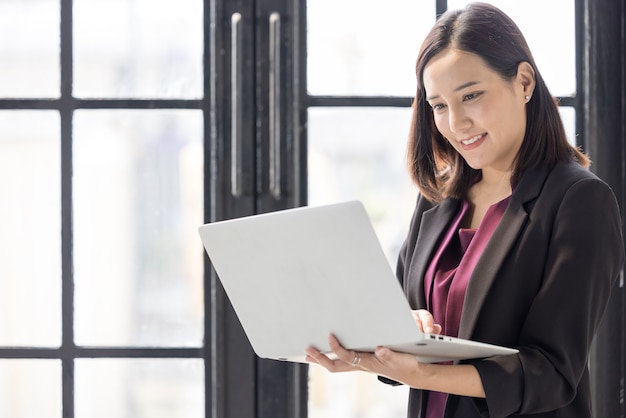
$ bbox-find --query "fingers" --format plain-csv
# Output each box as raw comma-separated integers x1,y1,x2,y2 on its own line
306,312,442,376
304,335,364,372
349,351,361,367
307,335,423,385
412,309,442,334
328,334,363,368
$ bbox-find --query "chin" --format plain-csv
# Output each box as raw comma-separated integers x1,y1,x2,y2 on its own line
463,160,484,170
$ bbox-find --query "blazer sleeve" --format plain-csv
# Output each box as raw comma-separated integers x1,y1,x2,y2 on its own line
474,177,625,417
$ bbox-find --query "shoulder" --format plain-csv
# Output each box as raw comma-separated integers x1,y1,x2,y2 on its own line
547,159,601,184
399,193,458,254
514,159,620,223
546,160,617,200
536,161,621,227
409,193,459,226
532,159,615,201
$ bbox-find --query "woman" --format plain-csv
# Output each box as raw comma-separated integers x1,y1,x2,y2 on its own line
305,3,625,417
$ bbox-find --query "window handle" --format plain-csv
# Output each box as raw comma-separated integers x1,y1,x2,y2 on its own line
230,12,244,197
269,12,282,199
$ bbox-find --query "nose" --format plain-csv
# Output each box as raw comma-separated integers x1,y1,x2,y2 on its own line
448,105,471,133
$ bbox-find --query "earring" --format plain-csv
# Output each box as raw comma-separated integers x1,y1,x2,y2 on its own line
525,95,531,101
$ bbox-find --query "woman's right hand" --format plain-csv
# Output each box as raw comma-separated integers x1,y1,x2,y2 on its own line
412,309,442,334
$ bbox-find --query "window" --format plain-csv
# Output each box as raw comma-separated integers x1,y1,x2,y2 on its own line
1,0,205,416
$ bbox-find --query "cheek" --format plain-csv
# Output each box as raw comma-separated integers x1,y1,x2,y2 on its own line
433,113,449,135
432,115,459,149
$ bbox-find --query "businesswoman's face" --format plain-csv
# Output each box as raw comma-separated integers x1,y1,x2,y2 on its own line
422,48,534,174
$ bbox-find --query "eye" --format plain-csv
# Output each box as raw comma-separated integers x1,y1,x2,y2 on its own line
463,92,482,101
430,103,446,112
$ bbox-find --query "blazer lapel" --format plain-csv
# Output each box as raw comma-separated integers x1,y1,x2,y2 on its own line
458,166,550,339
408,198,460,308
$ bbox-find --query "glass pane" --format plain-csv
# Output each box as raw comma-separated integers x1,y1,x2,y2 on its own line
75,358,204,418
559,106,576,146
308,108,415,417
73,110,204,347
0,360,62,418
0,111,61,347
309,368,409,418
448,0,575,97
74,0,203,98
308,108,416,262
307,1,436,96
0,0,59,97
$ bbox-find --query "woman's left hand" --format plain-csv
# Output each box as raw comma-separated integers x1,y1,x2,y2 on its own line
304,334,423,383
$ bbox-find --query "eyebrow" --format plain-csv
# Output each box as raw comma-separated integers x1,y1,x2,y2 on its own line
426,80,480,101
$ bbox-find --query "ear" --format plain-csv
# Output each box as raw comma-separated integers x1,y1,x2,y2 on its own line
516,61,536,101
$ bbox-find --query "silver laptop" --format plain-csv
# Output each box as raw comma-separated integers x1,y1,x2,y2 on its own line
198,201,518,363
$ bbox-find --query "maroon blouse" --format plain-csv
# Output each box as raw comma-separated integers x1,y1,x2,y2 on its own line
423,196,511,418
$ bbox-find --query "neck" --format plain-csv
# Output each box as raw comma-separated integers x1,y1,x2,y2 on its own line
467,169,513,206
480,168,513,187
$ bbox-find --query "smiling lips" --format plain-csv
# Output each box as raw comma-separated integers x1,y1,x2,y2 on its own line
462,133,486,145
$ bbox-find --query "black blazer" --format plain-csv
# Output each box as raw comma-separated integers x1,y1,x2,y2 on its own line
395,160,625,417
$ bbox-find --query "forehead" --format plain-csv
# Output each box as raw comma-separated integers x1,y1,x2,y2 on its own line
422,49,496,96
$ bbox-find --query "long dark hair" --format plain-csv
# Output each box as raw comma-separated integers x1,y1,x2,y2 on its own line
408,2,589,202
